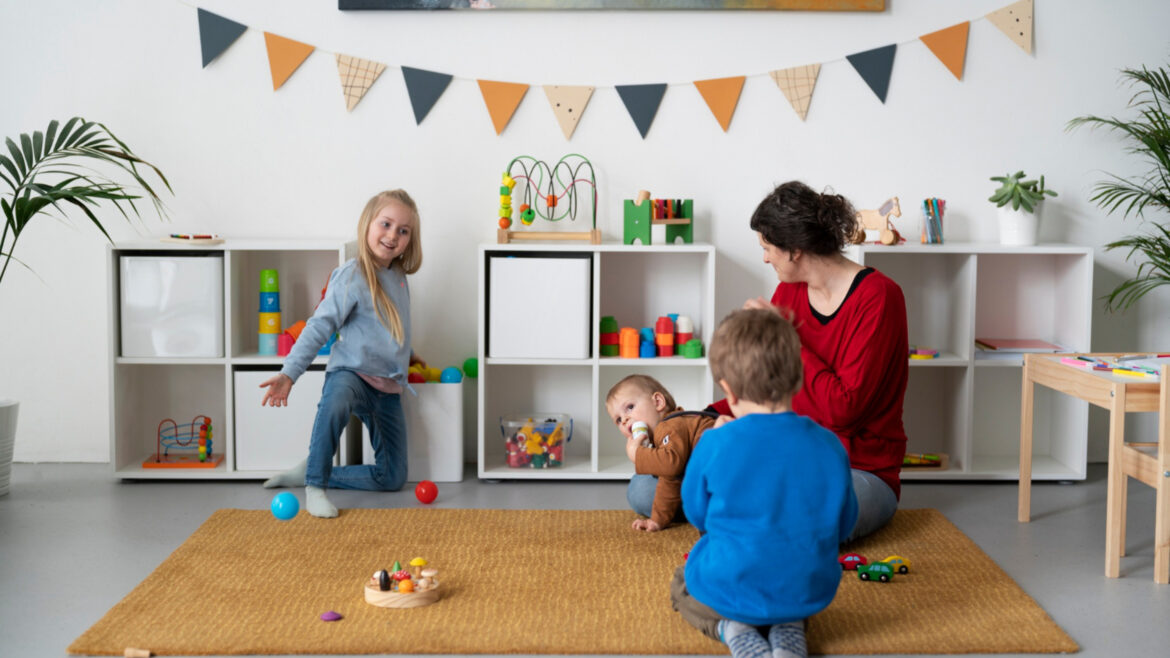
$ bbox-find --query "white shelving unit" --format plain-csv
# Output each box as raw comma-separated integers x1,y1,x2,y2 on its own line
107,238,356,479
477,242,716,480
846,242,1094,481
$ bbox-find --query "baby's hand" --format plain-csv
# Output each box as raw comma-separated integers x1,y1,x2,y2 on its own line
259,374,293,407
632,518,663,532
625,436,639,462
713,414,735,429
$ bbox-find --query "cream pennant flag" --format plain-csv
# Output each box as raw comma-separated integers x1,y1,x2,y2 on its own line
694,76,745,132
769,64,820,121
986,0,1033,54
543,85,594,140
336,54,386,112
263,32,314,91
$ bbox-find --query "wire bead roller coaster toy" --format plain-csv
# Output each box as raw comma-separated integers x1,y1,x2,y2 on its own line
141,414,224,469
496,154,601,244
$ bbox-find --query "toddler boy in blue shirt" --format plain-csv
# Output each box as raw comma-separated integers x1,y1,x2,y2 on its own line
673,309,858,658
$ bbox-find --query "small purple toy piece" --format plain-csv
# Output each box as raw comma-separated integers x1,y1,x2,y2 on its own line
320,610,342,622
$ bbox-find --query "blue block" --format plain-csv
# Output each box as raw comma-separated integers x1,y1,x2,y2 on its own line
259,292,280,312
639,342,657,358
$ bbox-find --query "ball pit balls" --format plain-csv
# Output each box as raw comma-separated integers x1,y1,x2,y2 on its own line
462,357,478,378
270,491,300,520
439,366,463,383
415,480,438,504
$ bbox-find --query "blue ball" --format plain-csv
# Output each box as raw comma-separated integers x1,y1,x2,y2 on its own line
439,366,463,383
270,491,299,520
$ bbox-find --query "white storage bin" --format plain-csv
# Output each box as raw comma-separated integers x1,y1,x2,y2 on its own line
120,254,224,357
488,254,591,359
361,382,464,482
233,369,327,472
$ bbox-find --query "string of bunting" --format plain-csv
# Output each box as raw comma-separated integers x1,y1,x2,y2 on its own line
192,0,1035,139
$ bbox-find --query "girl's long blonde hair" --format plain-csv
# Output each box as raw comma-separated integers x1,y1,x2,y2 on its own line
356,189,422,344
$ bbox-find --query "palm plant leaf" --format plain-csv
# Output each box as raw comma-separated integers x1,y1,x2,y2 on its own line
0,117,170,286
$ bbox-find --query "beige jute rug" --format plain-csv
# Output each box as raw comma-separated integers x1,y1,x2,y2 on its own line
68,508,1077,656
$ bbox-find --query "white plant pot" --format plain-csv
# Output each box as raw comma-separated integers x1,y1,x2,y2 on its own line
997,204,1042,247
0,399,17,497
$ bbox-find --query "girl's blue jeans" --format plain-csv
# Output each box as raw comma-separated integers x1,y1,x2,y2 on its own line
628,468,897,541
305,369,408,492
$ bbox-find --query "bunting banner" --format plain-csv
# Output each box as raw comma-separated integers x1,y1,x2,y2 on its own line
846,43,897,103
263,32,315,90
694,76,745,132
401,67,453,125
192,1,1033,135
986,0,1033,54
336,54,386,111
197,9,247,68
919,22,969,81
615,83,668,139
543,85,595,140
770,64,820,121
477,80,529,135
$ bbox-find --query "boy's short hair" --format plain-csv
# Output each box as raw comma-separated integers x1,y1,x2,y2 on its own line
709,309,802,405
605,374,678,411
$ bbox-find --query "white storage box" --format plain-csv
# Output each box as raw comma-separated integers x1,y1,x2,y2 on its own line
233,369,327,472
120,254,224,357
488,254,591,359
362,382,464,482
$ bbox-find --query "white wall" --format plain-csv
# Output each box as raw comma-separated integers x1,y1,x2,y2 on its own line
2,0,1168,463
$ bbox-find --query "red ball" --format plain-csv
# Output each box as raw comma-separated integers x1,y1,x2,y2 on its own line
415,480,438,504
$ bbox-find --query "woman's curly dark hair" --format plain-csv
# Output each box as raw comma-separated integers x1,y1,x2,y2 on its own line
749,181,856,255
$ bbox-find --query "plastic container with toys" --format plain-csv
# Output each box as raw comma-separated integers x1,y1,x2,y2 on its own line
500,413,571,468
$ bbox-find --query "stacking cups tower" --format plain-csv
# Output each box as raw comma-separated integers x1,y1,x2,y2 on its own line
258,269,281,355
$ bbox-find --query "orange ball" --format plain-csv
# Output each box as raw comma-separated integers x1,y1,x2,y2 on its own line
498,217,512,229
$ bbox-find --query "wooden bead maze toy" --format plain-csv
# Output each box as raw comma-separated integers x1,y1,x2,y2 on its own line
497,154,600,244
142,414,224,468
623,190,694,245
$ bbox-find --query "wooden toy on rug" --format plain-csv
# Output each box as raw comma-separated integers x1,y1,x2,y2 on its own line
497,154,600,244
857,561,896,582
880,555,911,574
851,196,902,245
623,190,694,245
365,559,441,608
142,415,224,469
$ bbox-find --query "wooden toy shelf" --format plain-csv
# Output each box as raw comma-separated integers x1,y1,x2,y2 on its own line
477,242,716,480
845,243,1094,481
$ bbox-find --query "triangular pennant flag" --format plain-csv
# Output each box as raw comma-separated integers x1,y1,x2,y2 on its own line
477,80,529,135
694,76,745,132
846,44,897,103
920,22,969,80
986,0,1034,54
263,32,315,91
543,85,594,140
615,83,667,139
197,9,247,68
769,64,820,121
401,67,453,125
335,54,386,112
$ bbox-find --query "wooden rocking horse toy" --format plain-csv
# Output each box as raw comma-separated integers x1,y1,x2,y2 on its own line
852,197,902,245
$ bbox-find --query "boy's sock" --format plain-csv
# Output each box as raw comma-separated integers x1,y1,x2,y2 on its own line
305,485,339,518
262,458,307,489
767,621,808,658
718,620,771,658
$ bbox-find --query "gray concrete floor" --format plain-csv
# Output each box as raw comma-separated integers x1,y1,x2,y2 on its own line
1,463,1168,657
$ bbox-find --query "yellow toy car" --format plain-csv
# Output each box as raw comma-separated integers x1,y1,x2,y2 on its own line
880,555,911,574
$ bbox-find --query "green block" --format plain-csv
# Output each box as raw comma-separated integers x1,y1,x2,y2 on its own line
680,339,703,359
600,345,619,357
600,315,619,333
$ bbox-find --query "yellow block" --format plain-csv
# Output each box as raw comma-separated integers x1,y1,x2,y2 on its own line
259,312,282,334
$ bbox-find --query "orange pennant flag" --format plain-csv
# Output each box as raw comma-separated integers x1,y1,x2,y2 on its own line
769,64,820,121
264,32,314,91
920,22,970,80
986,0,1033,54
694,76,745,132
477,80,529,135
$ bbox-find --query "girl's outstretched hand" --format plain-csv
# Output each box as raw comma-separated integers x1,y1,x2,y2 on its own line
260,373,293,407
409,352,427,369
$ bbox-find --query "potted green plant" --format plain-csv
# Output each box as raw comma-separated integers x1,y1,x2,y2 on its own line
1067,64,1170,312
988,171,1057,246
0,117,170,495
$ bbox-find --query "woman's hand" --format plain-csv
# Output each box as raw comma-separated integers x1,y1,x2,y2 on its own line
743,296,772,311
259,374,293,407
713,414,735,429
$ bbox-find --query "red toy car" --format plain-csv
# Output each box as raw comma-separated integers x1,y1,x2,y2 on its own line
838,553,868,571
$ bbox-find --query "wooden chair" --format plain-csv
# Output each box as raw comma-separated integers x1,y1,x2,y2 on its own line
1106,365,1170,583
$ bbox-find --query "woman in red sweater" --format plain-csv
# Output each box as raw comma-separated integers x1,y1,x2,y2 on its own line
710,181,908,540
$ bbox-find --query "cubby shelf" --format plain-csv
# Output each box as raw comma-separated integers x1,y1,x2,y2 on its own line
106,238,357,479
846,242,1094,481
477,242,716,480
